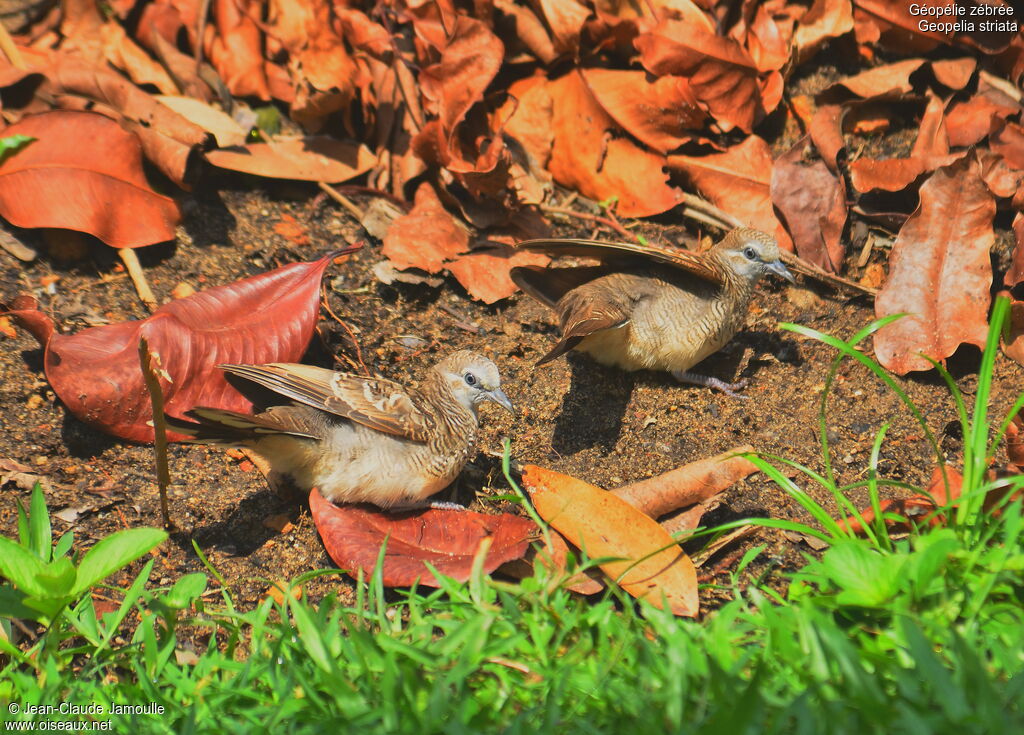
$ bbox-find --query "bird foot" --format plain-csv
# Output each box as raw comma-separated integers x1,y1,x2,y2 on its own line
671,370,750,398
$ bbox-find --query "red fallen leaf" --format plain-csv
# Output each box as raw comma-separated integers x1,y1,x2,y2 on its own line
206,138,377,182
979,149,1024,199
838,466,962,534
823,58,925,98
668,136,792,252
446,244,550,304
382,182,468,274
793,0,854,64
771,137,847,272
547,70,681,218
2,248,355,442
874,153,993,375
523,464,699,617
1005,411,1024,470
0,110,179,249
309,489,537,587
581,68,706,154
930,58,976,90
636,19,764,134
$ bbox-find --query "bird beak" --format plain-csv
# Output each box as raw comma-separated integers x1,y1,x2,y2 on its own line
487,388,515,414
767,259,795,283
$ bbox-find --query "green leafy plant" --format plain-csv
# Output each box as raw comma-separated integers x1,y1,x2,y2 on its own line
0,483,166,665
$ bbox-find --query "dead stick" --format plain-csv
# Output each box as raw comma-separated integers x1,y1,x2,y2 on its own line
0,22,26,70
540,205,634,240
118,248,158,312
139,337,173,528
319,182,365,221
320,282,370,375
692,525,758,568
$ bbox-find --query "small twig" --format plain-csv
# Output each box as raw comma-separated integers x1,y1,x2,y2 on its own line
139,337,174,529
439,302,484,334
856,231,875,268
779,250,878,297
318,182,365,221
118,248,158,312
195,0,212,67
679,193,744,230
692,525,758,569
540,205,634,240
321,283,370,375
0,21,26,70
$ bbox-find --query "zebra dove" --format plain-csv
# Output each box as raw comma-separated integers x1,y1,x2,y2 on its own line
510,228,793,395
166,351,513,509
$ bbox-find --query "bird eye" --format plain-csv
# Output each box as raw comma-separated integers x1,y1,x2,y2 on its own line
464,372,477,386
743,247,757,260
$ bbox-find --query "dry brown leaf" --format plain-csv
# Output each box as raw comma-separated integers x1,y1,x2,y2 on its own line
853,0,1016,55
523,464,699,617
838,466,962,534
382,182,468,274
874,154,993,375
581,68,706,154
636,18,763,133
930,57,976,90
611,445,757,519
668,135,792,251
154,96,248,148
0,110,179,248
826,58,925,98
808,103,846,172
946,93,1019,148
535,0,591,53
771,137,847,272
793,0,854,64
206,138,376,182
446,244,550,304
205,0,270,100
547,70,681,218
1006,213,1024,289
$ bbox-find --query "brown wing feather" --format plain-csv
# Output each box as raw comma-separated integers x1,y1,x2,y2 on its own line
517,238,724,286
510,264,613,308
219,363,432,442
537,283,632,366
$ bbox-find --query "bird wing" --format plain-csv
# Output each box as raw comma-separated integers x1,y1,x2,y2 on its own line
516,238,724,286
219,363,433,442
537,280,633,365
509,264,613,308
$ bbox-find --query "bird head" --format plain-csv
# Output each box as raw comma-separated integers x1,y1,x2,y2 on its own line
433,351,514,417
717,228,794,284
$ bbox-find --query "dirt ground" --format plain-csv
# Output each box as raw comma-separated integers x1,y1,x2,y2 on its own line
1,168,1022,617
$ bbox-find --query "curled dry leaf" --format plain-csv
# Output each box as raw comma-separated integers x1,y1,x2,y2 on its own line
206,137,377,182
611,445,758,519
824,58,925,98
808,103,846,172
636,18,764,134
668,135,792,251
522,464,699,617
2,249,354,442
546,70,681,218
874,154,993,375
205,0,270,100
930,58,976,90
382,182,468,274
309,489,536,587
946,93,1019,148
793,0,854,64
0,110,179,249
771,137,847,272
1006,213,1024,289
446,244,550,304
154,96,249,147
581,68,706,154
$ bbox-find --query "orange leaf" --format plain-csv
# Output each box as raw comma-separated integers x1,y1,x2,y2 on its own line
522,465,698,617
0,110,179,249
446,244,550,304
382,182,468,274
206,138,376,182
874,153,992,374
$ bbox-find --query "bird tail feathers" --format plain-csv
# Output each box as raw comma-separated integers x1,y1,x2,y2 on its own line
166,408,317,445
